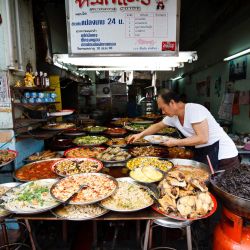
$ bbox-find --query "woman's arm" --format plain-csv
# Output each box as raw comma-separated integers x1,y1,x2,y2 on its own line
163,120,209,147
128,121,167,143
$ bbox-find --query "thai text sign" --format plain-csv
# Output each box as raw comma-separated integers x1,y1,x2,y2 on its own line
66,0,179,55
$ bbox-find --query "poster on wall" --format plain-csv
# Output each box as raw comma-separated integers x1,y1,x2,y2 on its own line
65,0,180,56
196,76,210,97
229,56,247,81
0,72,13,129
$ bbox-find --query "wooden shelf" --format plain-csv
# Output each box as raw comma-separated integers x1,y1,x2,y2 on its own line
11,86,55,91
15,118,47,122
13,102,59,107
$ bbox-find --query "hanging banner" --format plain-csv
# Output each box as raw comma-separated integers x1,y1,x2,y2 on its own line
65,0,179,56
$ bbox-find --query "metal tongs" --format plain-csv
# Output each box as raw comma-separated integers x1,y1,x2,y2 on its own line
63,184,88,205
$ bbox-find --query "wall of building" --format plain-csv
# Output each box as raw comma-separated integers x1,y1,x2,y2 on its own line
0,0,43,171
157,11,250,133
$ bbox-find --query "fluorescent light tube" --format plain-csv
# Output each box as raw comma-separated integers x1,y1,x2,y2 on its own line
171,76,182,81
224,48,250,61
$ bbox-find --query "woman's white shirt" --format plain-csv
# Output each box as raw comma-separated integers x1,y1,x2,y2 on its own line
162,103,238,160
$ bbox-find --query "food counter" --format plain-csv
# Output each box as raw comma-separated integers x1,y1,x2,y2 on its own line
0,117,216,250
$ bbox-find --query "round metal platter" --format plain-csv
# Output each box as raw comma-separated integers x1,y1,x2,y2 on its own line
151,193,217,221
0,182,21,218
99,177,159,212
41,123,75,131
210,171,250,219
129,166,165,184
126,156,174,172
48,109,74,117
170,158,209,177
13,158,62,182
0,150,18,168
1,179,61,214
51,204,109,221
131,120,154,125
22,152,63,163
73,136,109,147
50,173,118,205
98,154,132,164
51,157,104,177
64,147,106,158
82,126,107,134
144,135,174,144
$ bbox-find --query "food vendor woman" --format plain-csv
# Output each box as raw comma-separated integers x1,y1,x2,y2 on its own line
129,90,239,170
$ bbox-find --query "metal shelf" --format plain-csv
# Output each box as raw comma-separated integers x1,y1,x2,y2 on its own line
13,102,59,107
11,86,55,91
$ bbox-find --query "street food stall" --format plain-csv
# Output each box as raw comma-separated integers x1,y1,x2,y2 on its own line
1,0,250,249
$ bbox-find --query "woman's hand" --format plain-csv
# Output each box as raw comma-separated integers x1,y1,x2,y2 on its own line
161,138,180,147
127,133,143,143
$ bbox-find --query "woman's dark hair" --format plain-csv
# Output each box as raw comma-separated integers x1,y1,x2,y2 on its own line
158,89,185,104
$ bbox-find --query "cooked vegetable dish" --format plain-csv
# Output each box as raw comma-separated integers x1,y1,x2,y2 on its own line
53,158,103,176
65,147,105,158
97,147,131,162
73,136,108,146
100,180,153,211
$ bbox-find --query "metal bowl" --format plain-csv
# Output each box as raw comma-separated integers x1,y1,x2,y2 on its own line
51,204,109,221
210,171,250,219
51,158,104,177
1,179,61,214
0,150,18,168
99,177,159,212
50,173,118,205
0,182,21,218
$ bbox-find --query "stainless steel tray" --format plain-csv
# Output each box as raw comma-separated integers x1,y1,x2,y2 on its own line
51,204,109,221
169,158,209,170
0,150,18,168
2,179,61,214
126,156,174,171
51,157,104,177
99,177,159,212
13,158,62,182
210,171,250,219
0,182,21,218
50,173,118,205
98,155,131,164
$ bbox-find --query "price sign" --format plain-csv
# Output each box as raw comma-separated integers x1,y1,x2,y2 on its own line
65,0,180,56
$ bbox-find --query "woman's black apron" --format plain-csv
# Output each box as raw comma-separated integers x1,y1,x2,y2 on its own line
192,141,219,170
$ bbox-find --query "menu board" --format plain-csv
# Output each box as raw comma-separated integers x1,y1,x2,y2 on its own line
0,72,13,129
65,0,179,56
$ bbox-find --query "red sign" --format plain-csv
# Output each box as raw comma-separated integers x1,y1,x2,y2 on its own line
162,41,176,51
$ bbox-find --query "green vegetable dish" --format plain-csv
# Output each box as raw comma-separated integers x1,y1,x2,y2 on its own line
124,124,150,133
73,136,108,146
83,126,107,133
1,179,59,213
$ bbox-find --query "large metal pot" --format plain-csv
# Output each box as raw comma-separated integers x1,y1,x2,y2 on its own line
210,171,250,219
169,158,209,172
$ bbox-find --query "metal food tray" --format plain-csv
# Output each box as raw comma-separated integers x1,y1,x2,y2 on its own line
22,153,63,163
98,155,132,164
13,158,62,182
0,182,21,218
169,158,209,172
51,205,109,221
41,124,75,131
0,150,18,168
51,158,104,177
1,179,61,214
99,177,159,212
50,173,118,205
126,156,174,171
210,171,250,219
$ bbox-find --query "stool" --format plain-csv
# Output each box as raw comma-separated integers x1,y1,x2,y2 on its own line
143,219,192,250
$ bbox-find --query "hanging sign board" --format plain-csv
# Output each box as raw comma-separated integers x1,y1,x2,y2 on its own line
65,0,180,56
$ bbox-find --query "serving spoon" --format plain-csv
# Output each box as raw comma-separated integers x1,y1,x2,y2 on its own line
63,184,88,205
